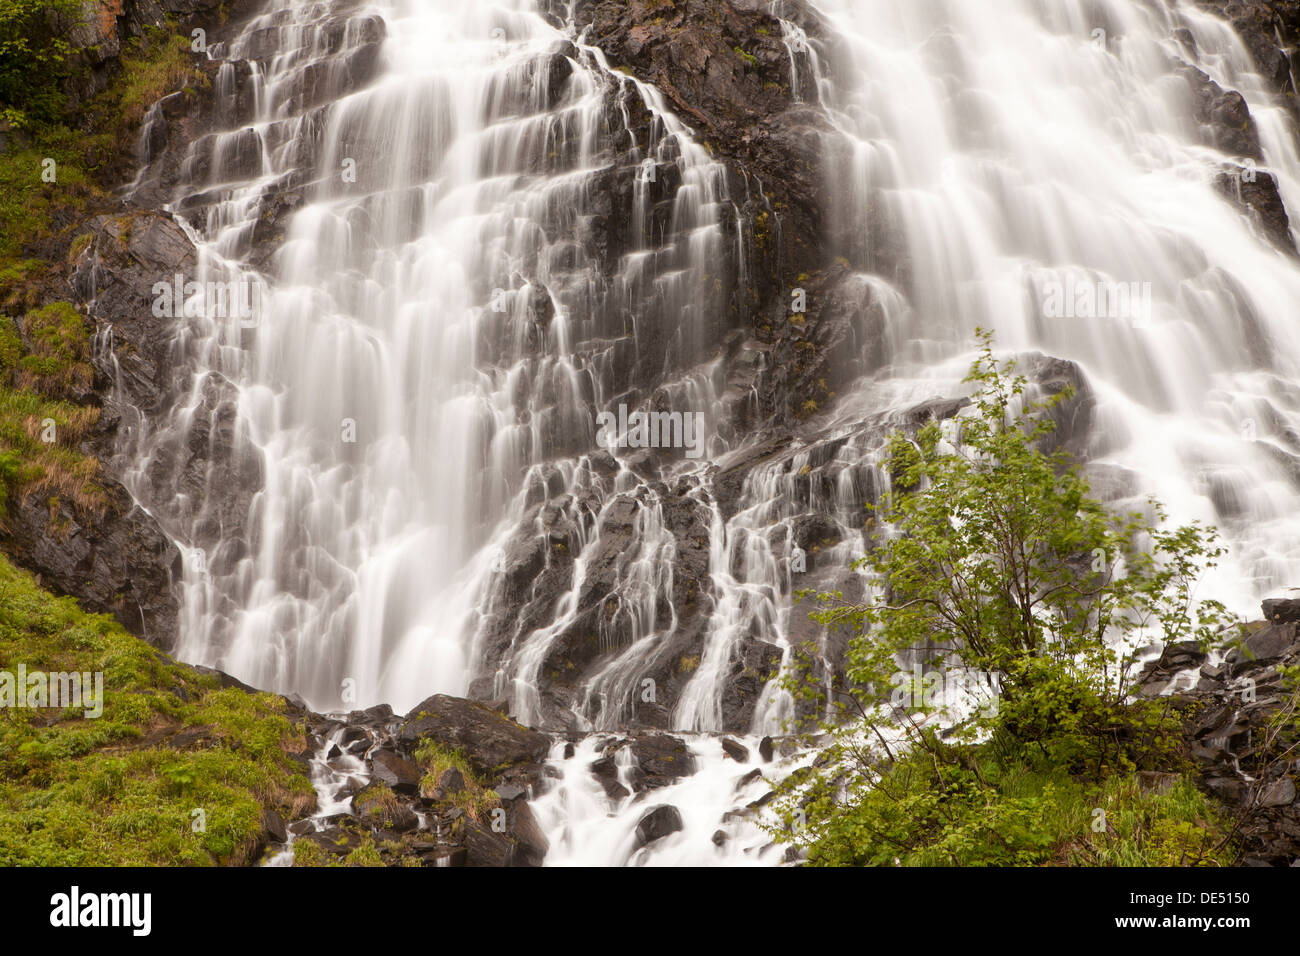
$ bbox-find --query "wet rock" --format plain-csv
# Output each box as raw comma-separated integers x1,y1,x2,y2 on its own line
628,735,696,789
634,805,684,848
5,477,181,648
260,808,287,844
759,735,775,762
1180,64,1262,159
369,750,423,795
511,801,550,866
398,694,549,778
1227,621,1298,669
721,737,750,762
336,776,365,800
1194,2,1299,118
719,637,784,729
1214,165,1297,254
1262,598,1300,624
416,845,468,867
340,726,371,753
590,756,632,801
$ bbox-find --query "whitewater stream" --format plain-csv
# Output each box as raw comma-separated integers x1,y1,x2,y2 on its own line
114,0,1300,864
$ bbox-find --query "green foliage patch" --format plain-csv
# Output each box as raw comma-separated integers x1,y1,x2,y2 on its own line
0,553,313,865
775,330,1240,866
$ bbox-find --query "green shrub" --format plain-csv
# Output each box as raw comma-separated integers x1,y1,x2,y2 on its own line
776,330,1237,865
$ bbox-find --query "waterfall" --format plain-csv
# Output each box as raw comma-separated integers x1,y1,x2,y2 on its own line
122,0,734,717
113,0,1300,865
807,0,1300,616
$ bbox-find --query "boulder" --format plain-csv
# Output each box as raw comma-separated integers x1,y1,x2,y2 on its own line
1228,622,1299,669
1262,598,1300,624
369,750,422,795
634,805,684,848
398,694,549,778
721,737,750,762
628,735,696,789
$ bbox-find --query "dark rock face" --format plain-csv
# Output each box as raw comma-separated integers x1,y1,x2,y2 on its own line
398,694,550,777
72,213,197,422
1214,166,1296,254
544,0,871,432
1185,3,1300,252
1180,63,1263,160
5,479,181,646
64,210,264,648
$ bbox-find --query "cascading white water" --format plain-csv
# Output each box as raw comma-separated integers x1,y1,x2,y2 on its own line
805,0,1300,617
114,0,1300,865
125,0,734,718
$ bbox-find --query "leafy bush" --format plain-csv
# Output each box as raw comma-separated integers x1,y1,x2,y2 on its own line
0,0,85,127
776,330,1237,865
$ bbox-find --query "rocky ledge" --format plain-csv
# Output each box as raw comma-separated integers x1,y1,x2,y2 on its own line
1139,598,1300,867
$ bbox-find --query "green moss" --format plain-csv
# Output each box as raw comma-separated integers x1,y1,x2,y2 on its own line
413,739,500,822
0,554,313,865
733,46,758,68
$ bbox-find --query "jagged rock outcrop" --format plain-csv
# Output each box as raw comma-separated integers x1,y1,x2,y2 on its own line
5,478,181,644
1139,601,1300,867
